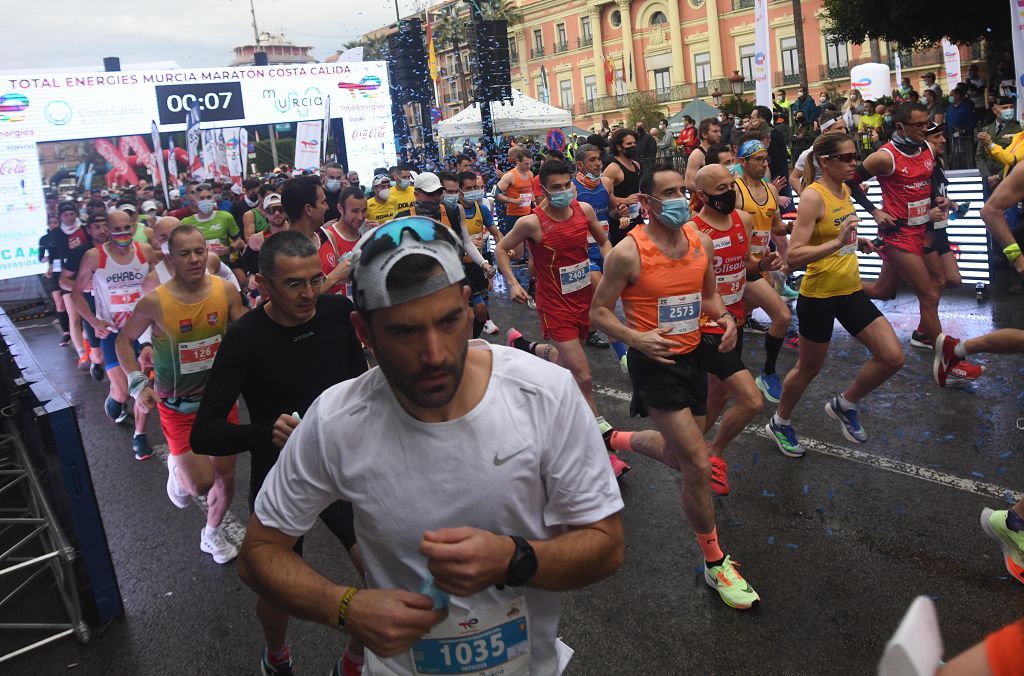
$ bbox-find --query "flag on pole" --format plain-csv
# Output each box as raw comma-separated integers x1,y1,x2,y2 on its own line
151,121,170,208
238,128,248,179
427,19,439,82
185,103,203,179
894,53,902,88
294,121,322,171
628,52,633,83
322,95,331,164
753,0,773,107
604,58,614,92
941,39,962,92
539,64,550,100
167,137,179,187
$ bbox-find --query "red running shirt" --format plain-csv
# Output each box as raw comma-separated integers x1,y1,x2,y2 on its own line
527,202,593,317
694,212,749,333
878,141,935,226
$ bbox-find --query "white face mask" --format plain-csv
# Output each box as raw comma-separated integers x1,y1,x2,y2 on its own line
377,188,391,201
244,196,259,207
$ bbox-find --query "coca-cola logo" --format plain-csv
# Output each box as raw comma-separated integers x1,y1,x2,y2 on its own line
351,125,387,141
0,158,26,176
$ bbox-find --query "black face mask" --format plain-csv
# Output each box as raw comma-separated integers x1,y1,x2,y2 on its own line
704,189,737,215
623,147,637,159
415,200,441,218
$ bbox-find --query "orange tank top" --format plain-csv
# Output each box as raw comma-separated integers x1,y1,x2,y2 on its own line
621,225,708,355
505,170,535,216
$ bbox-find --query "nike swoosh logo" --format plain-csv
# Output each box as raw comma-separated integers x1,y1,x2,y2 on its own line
494,448,528,466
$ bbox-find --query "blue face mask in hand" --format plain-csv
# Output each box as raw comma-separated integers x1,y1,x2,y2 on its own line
649,196,690,229
546,188,573,209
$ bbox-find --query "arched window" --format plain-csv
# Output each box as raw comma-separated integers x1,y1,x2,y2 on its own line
650,11,668,26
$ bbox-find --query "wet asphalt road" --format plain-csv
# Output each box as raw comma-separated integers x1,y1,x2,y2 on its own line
2,272,1023,676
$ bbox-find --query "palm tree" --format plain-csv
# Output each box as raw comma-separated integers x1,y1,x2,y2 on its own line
791,0,809,92
435,10,471,104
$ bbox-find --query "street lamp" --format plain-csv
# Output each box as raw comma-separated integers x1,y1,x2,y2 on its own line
729,70,745,97
712,87,722,106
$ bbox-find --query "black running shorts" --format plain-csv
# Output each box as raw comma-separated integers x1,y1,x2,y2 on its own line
796,290,882,344
702,327,747,381
626,346,708,417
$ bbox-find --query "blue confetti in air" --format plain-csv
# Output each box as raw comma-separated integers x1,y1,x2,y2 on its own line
896,429,905,440
802,484,809,495
997,467,1008,476
942,434,956,441
752,451,760,466
767,536,775,545
1006,491,1017,505
919,431,932,441
971,471,984,478
693,564,705,575
826,528,833,537
762,489,775,497
999,451,1014,460
785,543,800,549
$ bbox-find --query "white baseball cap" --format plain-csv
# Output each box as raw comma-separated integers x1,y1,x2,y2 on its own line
263,193,281,209
413,172,442,194
141,200,158,213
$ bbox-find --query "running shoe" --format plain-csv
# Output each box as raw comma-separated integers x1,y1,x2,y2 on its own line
89,362,105,381
526,298,537,310
58,332,72,347
608,453,631,478
200,525,238,564
946,360,986,383
980,508,1024,585
784,333,799,350
330,649,365,676
586,332,610,348
77,354,90,371
166,456,192,509
704,555,760,609
619,354,628,374
132,434,153,461
932,333,962,387
766,418,803,458
710,456,729,496
910,330,933,350
104,396,123,422
505,327,523,348
261,651,295,676
824,396,867,443
755,371,782,403
481,319,499,335
780,283,799,300
745,316,769,334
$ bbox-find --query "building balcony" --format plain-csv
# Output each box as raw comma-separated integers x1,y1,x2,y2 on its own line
530,46,545,59
555,41,569,53
743,79,755,92
582,80,723,115
578,36,593,48
819,64,850,80
774,71,801,86
559,103,576,116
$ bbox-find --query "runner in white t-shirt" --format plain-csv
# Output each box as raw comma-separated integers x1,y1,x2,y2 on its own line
240,216,625,676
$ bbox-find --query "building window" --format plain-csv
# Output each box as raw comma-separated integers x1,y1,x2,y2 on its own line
694,52,711,86
584,74,597,101
614,67,625,94
610,9,622,27
533,29,543,52
559,80,573,108
581,16,592,41
780,36,798,76
650,11,667,26
825,37,848,68
557,23,567,47
739,44,755,82
654,68,671,93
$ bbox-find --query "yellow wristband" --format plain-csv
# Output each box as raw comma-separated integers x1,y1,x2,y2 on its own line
337,586,360,629
1004,243,1022,262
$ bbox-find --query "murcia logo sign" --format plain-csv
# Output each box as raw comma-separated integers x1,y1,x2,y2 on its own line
263,87,323,117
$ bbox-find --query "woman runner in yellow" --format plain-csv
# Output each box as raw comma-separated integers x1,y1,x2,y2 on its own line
766,132,905,457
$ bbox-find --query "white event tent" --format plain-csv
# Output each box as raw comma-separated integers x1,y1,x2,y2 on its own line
436,89,572,139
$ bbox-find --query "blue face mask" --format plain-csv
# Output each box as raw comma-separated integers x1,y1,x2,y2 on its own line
650,196,690,229
546,188,573,209
727,163,743,178
197,199,216,215
442,194,459,208
462,189,484,203
397,179,411,190
1001,108,1016,121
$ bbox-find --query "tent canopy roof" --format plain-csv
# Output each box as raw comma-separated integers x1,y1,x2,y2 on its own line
437,90,572,139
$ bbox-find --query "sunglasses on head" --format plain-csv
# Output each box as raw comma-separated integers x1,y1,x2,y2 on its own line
360,217,461,266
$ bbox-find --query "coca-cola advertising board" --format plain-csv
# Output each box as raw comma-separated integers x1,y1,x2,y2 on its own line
0,141,46,279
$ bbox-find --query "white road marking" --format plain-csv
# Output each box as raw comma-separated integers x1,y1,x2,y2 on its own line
153,444,247,547
593,385,1022,504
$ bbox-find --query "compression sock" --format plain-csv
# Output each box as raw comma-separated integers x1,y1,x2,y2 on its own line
1006,509,1024,533
696,528,725,565
611,340,628,359
56,310,69,333
609,431,634,452
473,319,485,338
764,334,784,375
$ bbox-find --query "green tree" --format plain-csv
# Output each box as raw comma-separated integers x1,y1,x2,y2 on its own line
626,92,665,129
821,0,1008,48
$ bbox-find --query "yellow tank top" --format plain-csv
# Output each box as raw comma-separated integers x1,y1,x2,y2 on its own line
736,177,777,262
462,203,486,263
799,182,862,299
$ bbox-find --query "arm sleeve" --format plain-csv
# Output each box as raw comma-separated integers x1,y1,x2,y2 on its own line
216,259,241,290
190,326,274,456
460,225,487,266
845,165,878,213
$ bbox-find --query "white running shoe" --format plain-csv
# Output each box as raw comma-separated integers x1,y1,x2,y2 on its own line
482,319,499,335
200,525,238,564
165,456,191,509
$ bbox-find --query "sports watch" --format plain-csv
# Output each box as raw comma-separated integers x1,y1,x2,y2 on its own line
500,535,538,589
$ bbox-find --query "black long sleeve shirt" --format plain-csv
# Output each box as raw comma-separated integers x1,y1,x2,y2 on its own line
190,294,368,501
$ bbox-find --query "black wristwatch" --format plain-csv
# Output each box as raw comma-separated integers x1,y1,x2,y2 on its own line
499,535,537,589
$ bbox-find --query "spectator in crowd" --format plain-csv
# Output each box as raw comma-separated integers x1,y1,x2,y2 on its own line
895,77,914,103
792,86,817,123
946,85,976,134
774,89,792,122
633,122,658,173
676,116,699,156
922,72,943,100
923,88,945,125
976,96,1023,242
656,118,675,160
965,64,988,121
791,110,814,159
843,89,865,130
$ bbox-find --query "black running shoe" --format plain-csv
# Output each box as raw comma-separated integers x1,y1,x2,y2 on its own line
745,317,770,334
58,333,72,347
586,332,610,348
90,362,105,381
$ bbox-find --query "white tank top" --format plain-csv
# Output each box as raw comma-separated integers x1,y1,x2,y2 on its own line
92,243,149,330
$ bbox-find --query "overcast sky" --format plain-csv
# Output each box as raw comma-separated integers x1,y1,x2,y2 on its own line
0,0,425,72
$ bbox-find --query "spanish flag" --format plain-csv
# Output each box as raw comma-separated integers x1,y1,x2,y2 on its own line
427,20,438,82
